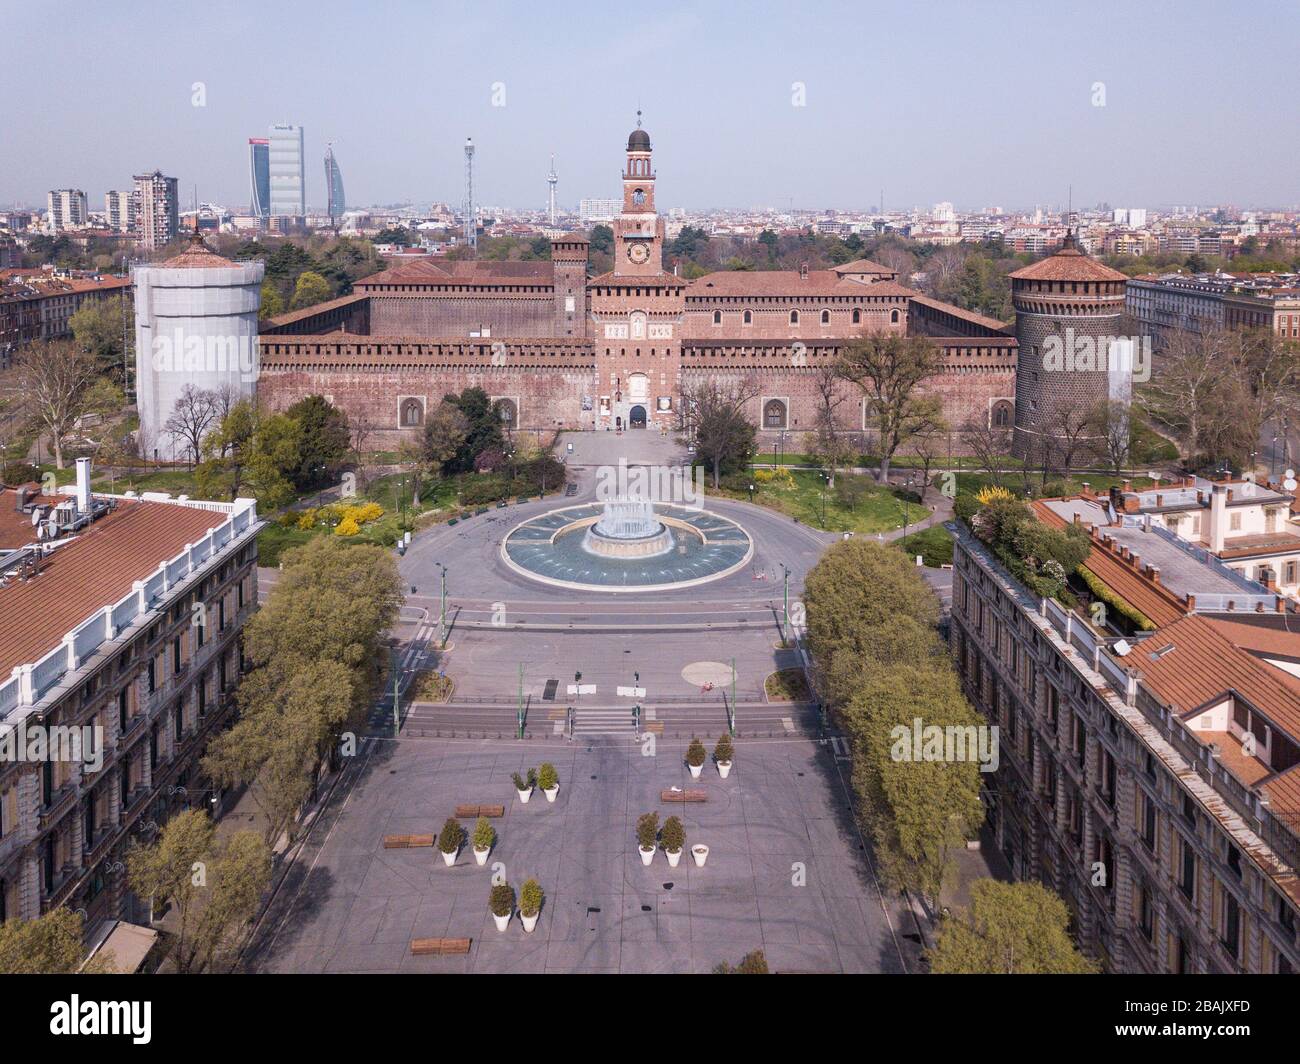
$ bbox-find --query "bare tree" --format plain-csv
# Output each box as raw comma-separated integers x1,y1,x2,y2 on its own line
959,415,1013,487
680,374,762,489
1087,399,1134,476
1042,403,1099,487
838,333,944,484
811,362,854,486
348,410,377,490
11,340,105,469
910,419,948,504
1138,327,1231,463
164,385,220,467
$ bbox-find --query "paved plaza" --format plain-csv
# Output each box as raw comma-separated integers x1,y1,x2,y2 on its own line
247,735,921,973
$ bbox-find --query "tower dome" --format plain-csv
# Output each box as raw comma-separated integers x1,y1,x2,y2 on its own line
627,127,651,152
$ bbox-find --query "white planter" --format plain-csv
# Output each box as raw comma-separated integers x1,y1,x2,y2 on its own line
692,845,710,867
639,845,656,866
543,785,559,803
717,760,732,779
520,912,539,933
517,787,532,804
492,911,510,932
440,849,457,866
473,846,490,866
665,848,682,868
688,763,703,779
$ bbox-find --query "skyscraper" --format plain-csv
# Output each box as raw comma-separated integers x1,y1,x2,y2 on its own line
132,171,178,252
268,123,305,218
105,190,135,233
248,138,270,220
324,143,345,224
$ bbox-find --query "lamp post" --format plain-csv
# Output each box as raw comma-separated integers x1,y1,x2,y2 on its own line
434,562,448,646
748,481,755,503
819,471,829,528
780,563,791,647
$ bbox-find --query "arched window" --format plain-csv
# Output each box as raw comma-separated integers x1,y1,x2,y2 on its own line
852,308,861,324
400,398,424,427
890,309,900,324
493,397,518,430
789,310,799,325
743,310,752,325
763,399,788,429
992,401,1012,428
713,310,722,325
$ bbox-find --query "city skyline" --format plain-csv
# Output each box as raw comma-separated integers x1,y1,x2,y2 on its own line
2,0,1298,213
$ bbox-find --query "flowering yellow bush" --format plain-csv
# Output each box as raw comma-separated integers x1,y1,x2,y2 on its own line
334,516,361,536
976,485,1016,505
349,502,384,524
296,508,318,531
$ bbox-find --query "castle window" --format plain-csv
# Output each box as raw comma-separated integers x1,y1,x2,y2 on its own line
740,310,751,325
763,398,788,429
852,309,861,324
399,398,424,427
820,310,830,325
493,397,519,430
992,401,1012,428
713,311,722,325
890,309,900,324
789,310,799,325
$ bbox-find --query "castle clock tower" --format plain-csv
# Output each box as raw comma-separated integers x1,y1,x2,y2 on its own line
587,114,685,433
613,112,664,276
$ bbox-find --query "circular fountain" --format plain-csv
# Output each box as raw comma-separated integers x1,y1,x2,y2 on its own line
501,495,753,592
581,498,674,559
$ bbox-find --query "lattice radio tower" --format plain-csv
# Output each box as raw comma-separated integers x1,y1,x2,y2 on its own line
463,137,476,252
547,154,558,227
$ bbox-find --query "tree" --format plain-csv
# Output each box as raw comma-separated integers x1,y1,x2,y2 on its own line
810,363,856,486
69,293,132,384
11,340,109,468
422,399,470,475
0,908,113,974
959,414,1013,487
713,949,770,974
196,400,300,506
163,384,219,467
285,394,350,490
910,419,947,504
189,831,272,973
838,334,943,484
1041,402,1099,487
845,662,985,908
928,879,1098,974
680,375,760,488
1088,398,1135,475
289,270,331,310
258,282,285,320
127,810,215,974
439,387,504,474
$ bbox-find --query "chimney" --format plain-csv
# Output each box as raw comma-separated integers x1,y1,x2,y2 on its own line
74,457,92,514
1208,483,1227,553
1122,480,1132,493
1148,565,1160,584
799,262,809,280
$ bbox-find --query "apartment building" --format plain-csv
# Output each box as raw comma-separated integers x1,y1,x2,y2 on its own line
949,496,1300,973
0,461,261,932
133,171,179,253
0,271,131,370
105,190,136,234
46,190,88,233
1127,271,1300,343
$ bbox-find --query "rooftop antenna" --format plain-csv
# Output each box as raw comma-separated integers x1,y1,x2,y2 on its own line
463,136,476,253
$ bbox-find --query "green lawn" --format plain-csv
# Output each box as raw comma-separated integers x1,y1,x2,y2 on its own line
937,471,1157,498
893,525,954,567
717,469,915,533
751,452,1021,471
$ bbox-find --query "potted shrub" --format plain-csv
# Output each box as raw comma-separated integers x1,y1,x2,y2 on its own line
512,768,537,804
686,737,707,779
538,762,560,803
489,882,515,932
691,843,710,867
472,816,495,865
636,812,659,866
714,734,735,779
437,817,462,867
519,878,544,933
661,816,686,868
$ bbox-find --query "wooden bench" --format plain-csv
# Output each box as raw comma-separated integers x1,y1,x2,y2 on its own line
454,804,505,819
409,937,472,956
383,834,434,849
660,789,708,803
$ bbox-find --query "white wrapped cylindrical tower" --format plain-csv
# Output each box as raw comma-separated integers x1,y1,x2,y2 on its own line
133,232,264,461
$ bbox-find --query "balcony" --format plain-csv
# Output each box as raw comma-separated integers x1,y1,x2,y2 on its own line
39,783,78,828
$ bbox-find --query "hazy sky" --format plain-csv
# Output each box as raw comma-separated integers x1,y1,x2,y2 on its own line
3,0,1298,214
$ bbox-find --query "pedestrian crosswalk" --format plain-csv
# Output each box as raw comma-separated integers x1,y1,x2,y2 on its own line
572,708,640,738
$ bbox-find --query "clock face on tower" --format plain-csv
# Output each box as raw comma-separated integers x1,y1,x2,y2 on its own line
627,242,650,264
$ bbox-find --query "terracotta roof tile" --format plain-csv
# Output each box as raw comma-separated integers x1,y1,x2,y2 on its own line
1008,244,1129,284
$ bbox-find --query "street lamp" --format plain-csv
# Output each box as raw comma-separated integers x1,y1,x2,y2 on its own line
780,563,791,646
434,562,448,646
819,471,829,528
748,482,755,503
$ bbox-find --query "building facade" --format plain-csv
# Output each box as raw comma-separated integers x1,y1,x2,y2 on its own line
268,124,305,219
256,122,1018,449
950,497,1300,974
0,272,131,370
46,190,88,233
1126,272,1300,344
0,469,261,932
248,138,270,221
133,171,179,253
105,190,135,234
324,144,345,225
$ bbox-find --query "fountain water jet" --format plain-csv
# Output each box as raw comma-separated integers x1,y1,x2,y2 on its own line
582,497,675,558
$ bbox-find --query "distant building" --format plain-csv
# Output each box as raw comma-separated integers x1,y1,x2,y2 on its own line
105,190,135,233
324,144,345,225
268,124,305,219
0,272,132,370
579,197,620,224
248,138,270,220
1127,272,1300,344
46,190,88,232
132,172,179,253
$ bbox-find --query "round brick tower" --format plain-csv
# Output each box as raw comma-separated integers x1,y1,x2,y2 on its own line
1009,232,1130,461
